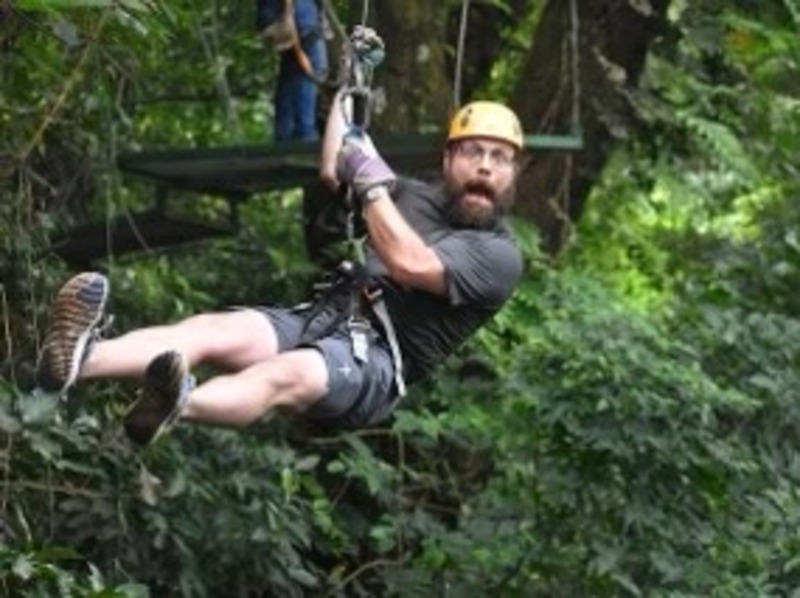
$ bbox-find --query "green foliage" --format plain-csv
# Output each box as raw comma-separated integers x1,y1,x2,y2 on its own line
0,545,148,598
0,379,338,596
5,0,800,596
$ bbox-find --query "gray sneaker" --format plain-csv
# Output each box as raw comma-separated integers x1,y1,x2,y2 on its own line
37,272,109,396
124,351,193,447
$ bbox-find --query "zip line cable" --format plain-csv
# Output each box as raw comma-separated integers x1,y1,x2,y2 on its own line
453,0,471,113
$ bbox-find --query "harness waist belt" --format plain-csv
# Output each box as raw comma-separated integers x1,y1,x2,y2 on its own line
296,261,407,398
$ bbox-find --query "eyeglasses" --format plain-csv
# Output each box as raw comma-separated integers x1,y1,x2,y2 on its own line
453,140,517,169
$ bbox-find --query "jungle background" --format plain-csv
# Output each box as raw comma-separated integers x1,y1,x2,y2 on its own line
2,0,800,595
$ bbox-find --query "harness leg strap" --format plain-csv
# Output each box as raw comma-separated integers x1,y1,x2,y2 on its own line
370,294,406,398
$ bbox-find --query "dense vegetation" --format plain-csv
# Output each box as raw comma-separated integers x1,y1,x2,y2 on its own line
2,0,800,595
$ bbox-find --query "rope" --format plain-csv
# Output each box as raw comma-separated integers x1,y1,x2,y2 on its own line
450,0,581,141
568,0,581,135
452,0,470,112
327,24,384,262
339,26,384,132
360,0,370,26
557,0,581,246
322,0,384,89
321,0,347,42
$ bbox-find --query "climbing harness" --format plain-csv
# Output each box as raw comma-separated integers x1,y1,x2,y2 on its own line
297,19,407,398
296,259,406,398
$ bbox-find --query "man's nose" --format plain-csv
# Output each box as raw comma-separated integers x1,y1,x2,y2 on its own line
476,152,493,171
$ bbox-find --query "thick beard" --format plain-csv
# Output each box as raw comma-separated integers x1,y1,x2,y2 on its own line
444,179,515,229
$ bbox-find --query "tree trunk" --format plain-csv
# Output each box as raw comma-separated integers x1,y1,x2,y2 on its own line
365,0,452,134
511,0,671,255
366,0,530,132
364,0,672,256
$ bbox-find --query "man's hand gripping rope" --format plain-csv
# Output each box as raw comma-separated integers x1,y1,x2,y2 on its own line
336,133,396,202
333,28,395,204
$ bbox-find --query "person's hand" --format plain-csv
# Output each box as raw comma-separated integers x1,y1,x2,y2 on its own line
336,134,396,201
261,10,297,52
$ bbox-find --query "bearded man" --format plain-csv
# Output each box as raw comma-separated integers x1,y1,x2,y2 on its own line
35,95,524,447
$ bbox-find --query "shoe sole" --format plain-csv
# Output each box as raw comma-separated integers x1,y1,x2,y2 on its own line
39,273,109,396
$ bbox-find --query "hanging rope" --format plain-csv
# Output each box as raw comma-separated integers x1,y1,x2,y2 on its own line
359,0,370,26
327,15,385,261
337,27,384,133
568,0,581,137
452,0,471,112
450,0,583,148
558,0,582,247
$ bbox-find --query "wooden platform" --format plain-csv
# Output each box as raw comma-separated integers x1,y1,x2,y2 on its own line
116,134,444,196
49,210,233,269
113,131,582,196
50,131,582,266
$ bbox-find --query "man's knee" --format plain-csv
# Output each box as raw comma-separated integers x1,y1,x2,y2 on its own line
176,312,223,334
261,349,329,412
177,310,278,367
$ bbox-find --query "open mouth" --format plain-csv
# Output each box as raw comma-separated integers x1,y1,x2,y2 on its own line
462,192,492,208
445,178,506,228
462,181,495,203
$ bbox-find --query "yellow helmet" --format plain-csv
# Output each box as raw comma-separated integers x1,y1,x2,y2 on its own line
447,101,524,151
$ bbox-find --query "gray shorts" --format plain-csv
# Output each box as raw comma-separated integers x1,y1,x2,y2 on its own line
257,305,398,428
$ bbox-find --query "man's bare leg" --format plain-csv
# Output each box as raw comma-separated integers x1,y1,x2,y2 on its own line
82,309,280,380
123,347,328,445
181,348,329,426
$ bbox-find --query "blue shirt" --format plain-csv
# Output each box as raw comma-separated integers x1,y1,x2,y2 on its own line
293,0,321,36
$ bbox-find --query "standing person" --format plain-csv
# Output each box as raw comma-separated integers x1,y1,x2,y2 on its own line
257,0,329,142
36,93,525,447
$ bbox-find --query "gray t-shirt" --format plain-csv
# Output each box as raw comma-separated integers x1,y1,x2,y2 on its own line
365,178,523,383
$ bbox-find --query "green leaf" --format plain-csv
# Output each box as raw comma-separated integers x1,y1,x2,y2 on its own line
294,454,320,472
17,0,152,9
12,554,35,580
17,390,59,426
0,405,22,434
287,567,318,588
112,582,151,597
